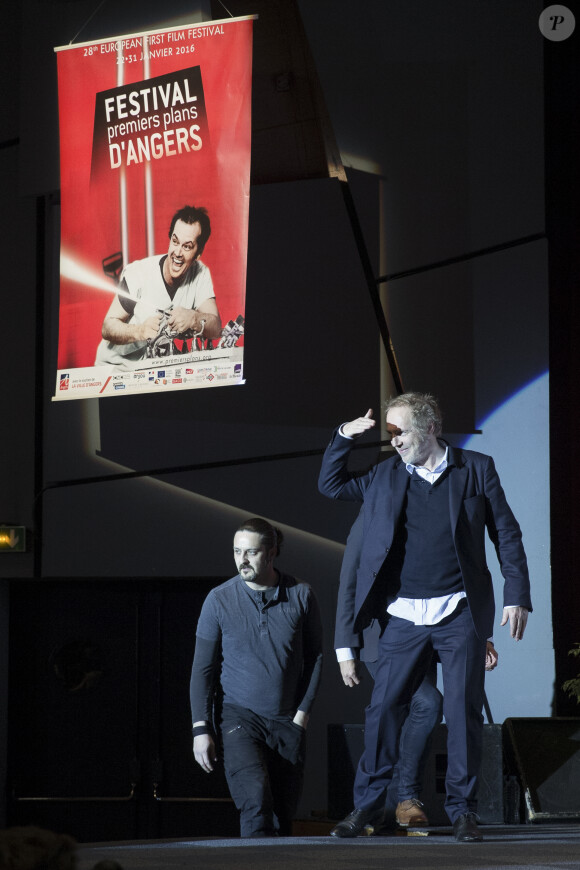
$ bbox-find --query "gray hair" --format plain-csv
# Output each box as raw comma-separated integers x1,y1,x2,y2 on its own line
383,392,443,438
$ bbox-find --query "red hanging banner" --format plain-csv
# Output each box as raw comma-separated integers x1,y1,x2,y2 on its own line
54,16,254,400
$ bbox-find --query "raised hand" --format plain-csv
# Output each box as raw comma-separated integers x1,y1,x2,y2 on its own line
342,409,376,439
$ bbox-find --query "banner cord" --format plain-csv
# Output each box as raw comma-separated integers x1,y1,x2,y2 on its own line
214,0,235,18
68,0,238,44
69,0,108,44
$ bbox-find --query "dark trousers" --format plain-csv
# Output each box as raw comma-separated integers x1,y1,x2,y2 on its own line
221,705,306,837
366,656,443,806
354,605,486,823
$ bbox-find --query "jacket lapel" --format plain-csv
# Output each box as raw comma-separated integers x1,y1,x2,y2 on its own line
391,458,410,527
448,445,468,534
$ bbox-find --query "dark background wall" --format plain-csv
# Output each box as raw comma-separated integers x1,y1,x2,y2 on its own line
0,0,578,839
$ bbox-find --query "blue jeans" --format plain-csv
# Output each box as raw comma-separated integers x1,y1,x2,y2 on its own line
365,654,442,806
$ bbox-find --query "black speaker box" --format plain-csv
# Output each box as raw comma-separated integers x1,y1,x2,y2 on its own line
327,722,506,824
327,724,366,820
503,717,580,822
420,723,505,824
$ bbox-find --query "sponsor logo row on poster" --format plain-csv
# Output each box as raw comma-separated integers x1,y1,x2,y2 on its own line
59,360,243,397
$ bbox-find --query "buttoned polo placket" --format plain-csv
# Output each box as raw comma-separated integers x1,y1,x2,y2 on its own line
242,582,280,636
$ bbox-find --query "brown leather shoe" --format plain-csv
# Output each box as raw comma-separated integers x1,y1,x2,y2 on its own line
395,799,429,827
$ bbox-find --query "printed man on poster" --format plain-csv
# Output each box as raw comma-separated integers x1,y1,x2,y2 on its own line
95,204,221,367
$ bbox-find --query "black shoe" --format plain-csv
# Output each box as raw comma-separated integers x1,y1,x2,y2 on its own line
452,812,483,842
330,807,385,838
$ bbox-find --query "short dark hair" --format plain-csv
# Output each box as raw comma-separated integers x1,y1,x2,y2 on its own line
168,205,211,256
235,517,284,557
384,392,443,437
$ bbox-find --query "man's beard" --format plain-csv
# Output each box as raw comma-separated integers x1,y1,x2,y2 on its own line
240,564,257,581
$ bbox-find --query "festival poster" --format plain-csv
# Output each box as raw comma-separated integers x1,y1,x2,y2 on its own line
53,16,254,400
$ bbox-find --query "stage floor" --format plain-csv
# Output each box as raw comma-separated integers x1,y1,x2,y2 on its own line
78,823,580,870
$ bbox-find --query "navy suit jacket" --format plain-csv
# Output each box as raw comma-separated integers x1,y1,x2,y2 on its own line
333,507,383,661
320,429,532,641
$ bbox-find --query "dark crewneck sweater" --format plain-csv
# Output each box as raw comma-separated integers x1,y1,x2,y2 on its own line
393,470,464,599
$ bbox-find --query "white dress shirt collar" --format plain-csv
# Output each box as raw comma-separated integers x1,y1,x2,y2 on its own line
405,443,449,483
